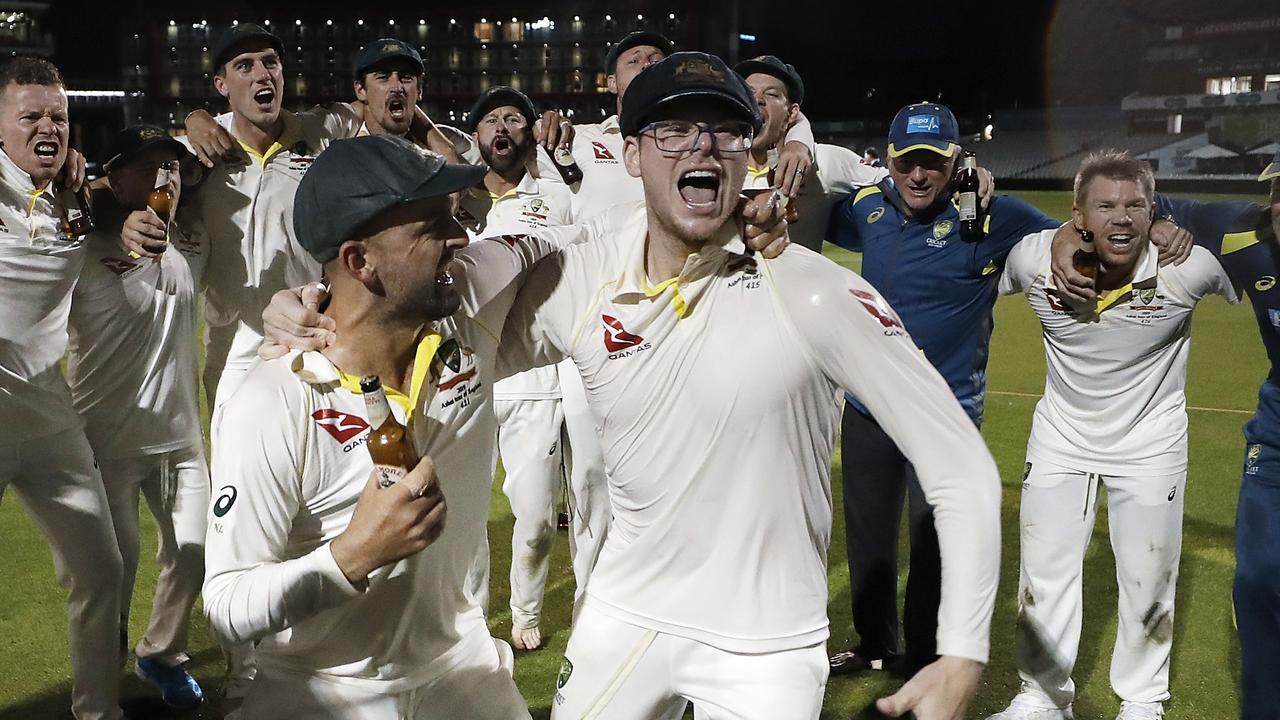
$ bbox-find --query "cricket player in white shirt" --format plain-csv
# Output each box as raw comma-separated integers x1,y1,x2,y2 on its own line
203,135,537,719
498,51,1002,720
988,151,1238,720
215,132,791,717
0,57,125,720
67,126,209,709
735,55,887,252
457,86,580,651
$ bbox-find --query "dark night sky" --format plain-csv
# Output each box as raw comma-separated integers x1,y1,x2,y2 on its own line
49,0,1276,124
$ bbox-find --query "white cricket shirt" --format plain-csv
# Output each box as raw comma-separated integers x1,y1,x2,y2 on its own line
1000,229,1238,475
499,204,1002,661
458,166,576,401
203,227,596,690
0,149,87,444
743,142,887,252
66,192,208,460
186,107,358,376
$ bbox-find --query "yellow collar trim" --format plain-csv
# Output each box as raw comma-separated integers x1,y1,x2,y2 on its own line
333,332,443,421
488,187,519,202
643,275,688,318
239,140,285,169
1094,283,1134,315
747,163,771,179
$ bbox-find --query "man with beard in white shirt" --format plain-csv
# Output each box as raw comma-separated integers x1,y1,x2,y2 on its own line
456,86,579,651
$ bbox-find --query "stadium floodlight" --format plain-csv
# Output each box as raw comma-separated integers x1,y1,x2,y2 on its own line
983,124,995,141
739,33,756,41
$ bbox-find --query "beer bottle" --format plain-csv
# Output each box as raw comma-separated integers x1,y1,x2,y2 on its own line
957,151,983,241
546,144,584,185
59,186,94,238
1072,228,1099,281
147,166,175,245
360,375,419,488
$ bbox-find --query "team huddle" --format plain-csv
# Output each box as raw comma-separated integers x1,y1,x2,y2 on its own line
1,19,1278,720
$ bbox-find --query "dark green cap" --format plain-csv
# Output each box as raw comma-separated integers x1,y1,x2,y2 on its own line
293,135,485,263
605,31,674,74
466,86,537,132
619,51,761,137
353,38,424,79
103,125,192,173
211,23,283,71
735,55,805,106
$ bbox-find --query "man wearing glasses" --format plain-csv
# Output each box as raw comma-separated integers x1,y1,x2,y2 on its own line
499,53,1002,720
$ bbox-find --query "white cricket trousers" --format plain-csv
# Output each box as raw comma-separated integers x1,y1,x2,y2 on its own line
99,445,209,667
551,602,828,720
0,427,124,720
239,635,530,720
208,363,257,689
1014,460,1185,708
495,397,565,630
557,363,610,607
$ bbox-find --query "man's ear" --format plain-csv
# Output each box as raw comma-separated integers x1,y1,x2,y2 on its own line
606,74,619,96
354,81,368,104
785,103,801,128
335,239,375,285
623,136,642,179
213,74,229,99
1071,205,1085,232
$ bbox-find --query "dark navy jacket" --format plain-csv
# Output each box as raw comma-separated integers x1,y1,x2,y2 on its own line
1155,195,1280,452
828,179,1058,424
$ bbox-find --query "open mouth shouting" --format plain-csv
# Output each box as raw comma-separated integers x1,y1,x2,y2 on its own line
491,135,513,156
676,167,723,211
252,87,276,110
33,140,59,165
387,95,408,122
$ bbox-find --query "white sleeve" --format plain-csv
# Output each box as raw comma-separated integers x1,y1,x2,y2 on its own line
772,256,1001,663
451,225,594,330
1186,246,1241,304
497,252,581,380
815,144,890,194
296,102,362,140
999,229,1053,296
782,111,815,157
202,371,362,646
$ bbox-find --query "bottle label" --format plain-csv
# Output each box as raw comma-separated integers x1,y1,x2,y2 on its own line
374,463,408,489
553,146,575,167
958,192,978,221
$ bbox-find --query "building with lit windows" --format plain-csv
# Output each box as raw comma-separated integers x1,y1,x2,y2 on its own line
122,4,733,131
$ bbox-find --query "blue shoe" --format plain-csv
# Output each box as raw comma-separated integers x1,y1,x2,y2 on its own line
135,656,204,709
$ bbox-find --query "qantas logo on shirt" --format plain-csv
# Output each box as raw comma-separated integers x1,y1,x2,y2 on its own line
850,289,905,336
591,141,617,162
603,314,651,359
312,409,370,444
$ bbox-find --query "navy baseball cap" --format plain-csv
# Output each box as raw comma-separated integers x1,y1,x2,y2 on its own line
466,86,538,132
293,135,485,263
619,51,762,137
1259,145,1280,182
734,55,805,105
211,23,283,71
354,38,424,79
103,125,192,173
605,31,675,74
887,102,960,158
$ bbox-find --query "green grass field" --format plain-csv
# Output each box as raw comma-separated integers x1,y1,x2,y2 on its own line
0,190,1269,719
